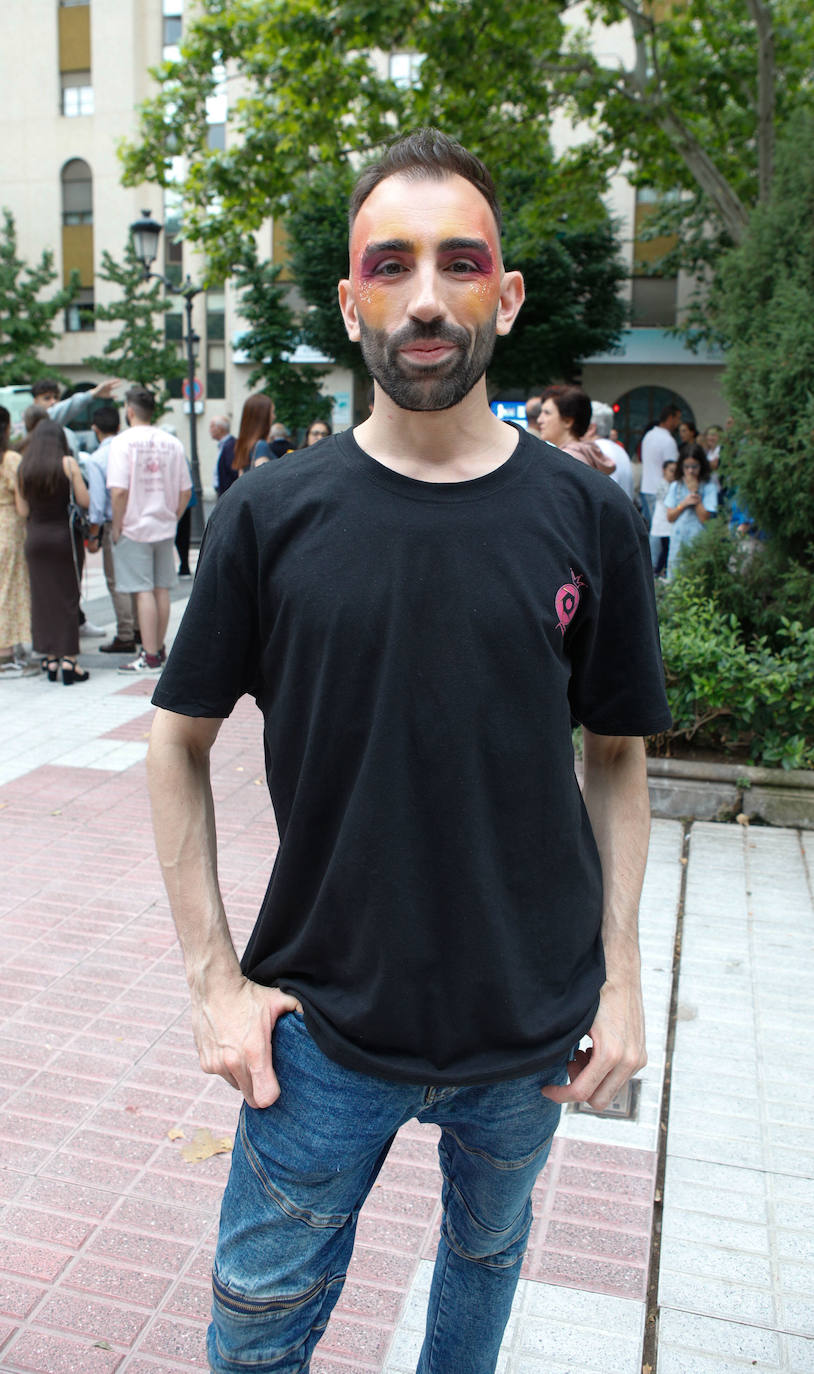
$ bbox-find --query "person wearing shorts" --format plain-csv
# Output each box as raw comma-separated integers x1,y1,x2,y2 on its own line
107,386,190,674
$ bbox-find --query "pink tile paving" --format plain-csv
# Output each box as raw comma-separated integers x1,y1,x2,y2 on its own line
0,690,659,1371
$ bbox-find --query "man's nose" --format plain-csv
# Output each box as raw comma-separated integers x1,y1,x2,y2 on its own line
407,263,445,322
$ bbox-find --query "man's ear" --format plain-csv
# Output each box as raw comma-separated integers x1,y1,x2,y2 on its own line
338,279,361,342
495,270,525,337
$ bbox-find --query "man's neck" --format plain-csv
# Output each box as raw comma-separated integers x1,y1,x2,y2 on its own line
353,379,518,482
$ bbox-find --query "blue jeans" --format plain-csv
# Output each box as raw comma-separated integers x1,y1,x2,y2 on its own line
638,492,663,569
208,1011,569,1373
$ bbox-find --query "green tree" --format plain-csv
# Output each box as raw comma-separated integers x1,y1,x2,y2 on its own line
119,0,605,283
233,246,330,433
285,164,628,398
82,239,187,415
707,109,814,567
121,1,814,287
559,1,814,283
0,209,78,385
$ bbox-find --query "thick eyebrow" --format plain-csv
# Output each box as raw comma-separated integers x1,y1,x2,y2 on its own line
361,236,494,263
362,239,413,258
438,237,493,262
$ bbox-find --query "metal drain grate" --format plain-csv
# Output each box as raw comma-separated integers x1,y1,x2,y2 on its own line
571,1077,640,1120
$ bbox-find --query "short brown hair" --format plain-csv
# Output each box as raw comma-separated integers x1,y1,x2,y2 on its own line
348,128,502,236
546,384,592,440
125,386,156,422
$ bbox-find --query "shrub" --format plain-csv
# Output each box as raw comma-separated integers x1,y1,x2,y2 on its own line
652,569,814,771
667,519,814,648
710,109,814,566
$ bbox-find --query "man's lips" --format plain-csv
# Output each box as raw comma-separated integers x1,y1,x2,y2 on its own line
398,340,461,365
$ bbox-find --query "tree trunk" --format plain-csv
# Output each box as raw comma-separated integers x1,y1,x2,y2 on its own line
657,108,751,242
745,0,775,202
625,6,750,242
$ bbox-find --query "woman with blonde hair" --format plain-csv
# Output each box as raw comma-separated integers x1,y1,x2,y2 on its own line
15,419,91,684
233,393,274,473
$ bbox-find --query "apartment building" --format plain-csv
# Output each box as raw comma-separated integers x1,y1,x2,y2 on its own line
1,1,726,473
0,0,352,487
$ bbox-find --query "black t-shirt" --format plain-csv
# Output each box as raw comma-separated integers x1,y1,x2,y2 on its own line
154,426,671,1085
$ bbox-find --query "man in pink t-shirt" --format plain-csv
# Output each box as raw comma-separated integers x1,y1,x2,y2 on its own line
107,386,191,675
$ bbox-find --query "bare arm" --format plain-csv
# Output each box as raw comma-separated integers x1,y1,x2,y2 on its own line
177,486,192,520
666,494,700,522
65,456,90,509
14,471,29,519
543,730,649,1111
109,487,128,541
147,707,300,1107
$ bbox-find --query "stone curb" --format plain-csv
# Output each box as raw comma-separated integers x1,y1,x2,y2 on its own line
646,757,814,828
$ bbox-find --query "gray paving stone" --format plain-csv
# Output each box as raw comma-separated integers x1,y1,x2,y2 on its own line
661,1237,773,1287
778,1294,814,1334
659,1270,777,1326
658,1307,782,1363
661,1205,770,1249
786,1333,814,1372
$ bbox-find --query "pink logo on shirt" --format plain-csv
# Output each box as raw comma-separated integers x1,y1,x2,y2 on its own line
555,569,585,634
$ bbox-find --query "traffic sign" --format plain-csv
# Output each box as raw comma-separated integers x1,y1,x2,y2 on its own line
182,377,203,401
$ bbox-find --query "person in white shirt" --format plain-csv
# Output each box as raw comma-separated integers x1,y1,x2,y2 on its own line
639,404,681,559
591,402,634,501
106,387,190,675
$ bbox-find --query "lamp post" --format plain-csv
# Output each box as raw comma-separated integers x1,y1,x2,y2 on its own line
129,210,204,541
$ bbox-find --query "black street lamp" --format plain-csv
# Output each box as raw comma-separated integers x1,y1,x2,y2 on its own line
129,210,204,541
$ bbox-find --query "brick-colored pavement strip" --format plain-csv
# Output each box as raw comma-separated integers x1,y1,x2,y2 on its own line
1,680,680,1372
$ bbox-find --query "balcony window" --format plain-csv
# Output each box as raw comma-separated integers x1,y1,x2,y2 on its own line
65,287,95,332
61,73,93,116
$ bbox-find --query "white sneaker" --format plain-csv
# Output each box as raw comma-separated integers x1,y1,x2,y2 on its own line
118,652,162,675
80,618,107,638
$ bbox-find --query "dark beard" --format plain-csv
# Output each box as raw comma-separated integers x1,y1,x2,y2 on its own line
358,313,497,412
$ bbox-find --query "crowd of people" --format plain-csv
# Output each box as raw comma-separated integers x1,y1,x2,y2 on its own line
526,388,729,579
0,382,336,680
0,382,192,680
0,362,728,685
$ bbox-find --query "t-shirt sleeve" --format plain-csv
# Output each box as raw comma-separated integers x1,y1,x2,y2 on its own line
702,483,718,514
567,507,672,736
151,494,261,718
86,461,107,524
106,438,128,489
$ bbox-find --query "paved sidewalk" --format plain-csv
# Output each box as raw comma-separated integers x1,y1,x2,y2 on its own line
0,565,812,1372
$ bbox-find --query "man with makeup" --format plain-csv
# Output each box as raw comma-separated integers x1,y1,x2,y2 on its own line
147,129,670,1373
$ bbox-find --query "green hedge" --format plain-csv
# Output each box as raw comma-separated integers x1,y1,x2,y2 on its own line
653,568,814,771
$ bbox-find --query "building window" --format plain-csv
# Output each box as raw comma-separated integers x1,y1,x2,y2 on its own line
630,275,678,328
61,159,94,328
164,189,184,287
61,72,93,116
61,158,93,224
389,52,424,88
65,287,95,332
163,14,182,45
206,292,226,398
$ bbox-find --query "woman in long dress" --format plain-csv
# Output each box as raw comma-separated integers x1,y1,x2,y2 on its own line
15,419,91,684
0,406,32,675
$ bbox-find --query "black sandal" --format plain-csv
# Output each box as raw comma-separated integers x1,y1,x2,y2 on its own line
47,659,59,682
61,658,89,685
